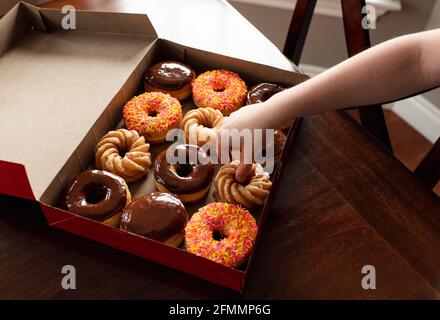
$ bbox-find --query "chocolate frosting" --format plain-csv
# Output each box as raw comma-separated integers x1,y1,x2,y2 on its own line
65,170,127,221
144,61,195,90
246,83,285,105
154,144,214,194
120,192,188,242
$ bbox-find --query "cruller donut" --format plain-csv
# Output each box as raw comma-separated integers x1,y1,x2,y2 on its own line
64,170,131,227
181,107,223,146
123,92,182,144
154,144,214,203
144,61,195,101
185,202,258,267
214,161,272,208
192,69,247,115
95,129,151,183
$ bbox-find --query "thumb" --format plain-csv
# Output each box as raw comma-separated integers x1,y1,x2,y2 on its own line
235,163,253,184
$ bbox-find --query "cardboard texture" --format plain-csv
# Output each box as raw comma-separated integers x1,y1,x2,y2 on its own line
0,2,309,292
0,1,48,17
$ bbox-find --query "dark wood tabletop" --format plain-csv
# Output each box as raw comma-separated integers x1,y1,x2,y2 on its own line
0,0,439,299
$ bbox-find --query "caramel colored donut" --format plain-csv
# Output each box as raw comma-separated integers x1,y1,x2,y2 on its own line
185,202,257,267
214,161,272,208
154,144,214,203
123,92,182,144
144,61,195,101
181,107,223,146
64,170,131,227
257,129,287,168
120,192,188,247
192,70,247,115
95,129,152,183
246,82,285,105
271,129,287,165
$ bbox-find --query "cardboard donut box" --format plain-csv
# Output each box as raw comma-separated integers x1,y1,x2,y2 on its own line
0,2,309,292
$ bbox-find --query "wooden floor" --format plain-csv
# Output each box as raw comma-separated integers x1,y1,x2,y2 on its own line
347,110,440,196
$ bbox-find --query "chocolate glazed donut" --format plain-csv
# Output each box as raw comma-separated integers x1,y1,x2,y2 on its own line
64,170,131,227
154,144,214,203
120,192,188,247
144,61,195,101
246,83,285,105
247,83,294,130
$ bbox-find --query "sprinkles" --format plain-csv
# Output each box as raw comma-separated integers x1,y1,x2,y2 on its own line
123,92,182,142
185,202,258,268
192,70,247,115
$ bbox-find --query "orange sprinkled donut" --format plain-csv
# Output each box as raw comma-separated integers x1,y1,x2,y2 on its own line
185,202,257,267
192,70,247,115
123,92,182,144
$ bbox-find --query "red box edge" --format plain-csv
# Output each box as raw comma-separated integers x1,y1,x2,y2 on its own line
0,118,303,293
39,203,246,292
242,119,303,280
0,160,36,201
0,160,246,292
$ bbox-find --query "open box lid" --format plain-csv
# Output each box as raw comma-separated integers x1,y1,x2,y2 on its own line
0,2,158,200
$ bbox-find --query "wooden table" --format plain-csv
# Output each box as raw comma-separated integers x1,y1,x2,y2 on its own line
0,0,439,299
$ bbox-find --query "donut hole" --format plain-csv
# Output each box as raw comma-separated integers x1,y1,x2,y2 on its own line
175,164,193,177
213,84,227,93
148,111,158,117
119,149,127,158
84,183,108,204
213,230,226,241
203,121,213,129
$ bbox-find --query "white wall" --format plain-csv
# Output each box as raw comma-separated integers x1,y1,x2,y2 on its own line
230,0,440,110
426,0,440,29
423,0,440,108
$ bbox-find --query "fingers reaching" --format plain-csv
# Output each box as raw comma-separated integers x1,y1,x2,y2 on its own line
236,163,252,184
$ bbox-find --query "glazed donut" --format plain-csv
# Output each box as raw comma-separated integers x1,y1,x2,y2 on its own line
214,161,272,208
95,129,152,183
144,61,195,101
185,202,257,267
181,107,223,146
64,170,131,227
120,192,188,247
246,83,285,105
246,83,292,129
192,70,247,115
123,92,182,144
256,129,287,168
154,144,214,203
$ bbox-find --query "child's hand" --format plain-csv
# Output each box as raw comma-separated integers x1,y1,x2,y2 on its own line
215,102,268,183
222,102,267,131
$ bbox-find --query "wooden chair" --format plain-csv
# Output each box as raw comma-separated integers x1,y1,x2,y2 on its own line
283,0,440,190
283,0,392,152
415,138,440,189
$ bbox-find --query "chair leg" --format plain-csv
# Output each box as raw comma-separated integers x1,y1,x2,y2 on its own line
341,0,393,151
283,0,317,65
358,106,393,151
341,0,372,56
415,138,440,189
